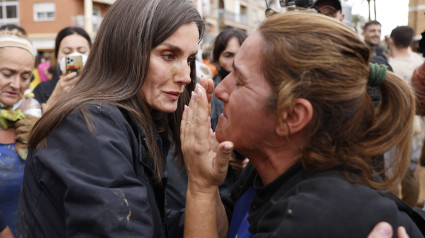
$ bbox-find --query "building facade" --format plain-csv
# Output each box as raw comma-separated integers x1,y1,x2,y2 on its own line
0,0,266,52
409,0,425,37
0,0,111,51
200,0,266,47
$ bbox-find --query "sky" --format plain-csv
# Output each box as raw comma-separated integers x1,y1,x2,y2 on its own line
345,0,409,37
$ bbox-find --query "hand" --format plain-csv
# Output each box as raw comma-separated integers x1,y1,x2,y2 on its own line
229,156,249,171
367,222,409,238
15,114,39,144
15,114,39,160
181,84,234,194
42,72,79,112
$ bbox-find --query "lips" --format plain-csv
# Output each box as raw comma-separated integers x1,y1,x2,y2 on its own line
4,91,18,97
164,91,182,100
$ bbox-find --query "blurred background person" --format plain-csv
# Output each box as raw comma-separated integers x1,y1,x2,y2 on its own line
388,26,424,82
312,0,344,22
0,28,40,237
386,25,424,208
33,27,91,112
362,20,388,63
202,50,217,78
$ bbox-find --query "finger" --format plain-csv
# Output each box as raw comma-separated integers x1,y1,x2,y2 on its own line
397,226,409,238
180,105,189,148
367,222,393,238
199,76,214,115
62,72,78,81
214,142,233,178
189,84,210,143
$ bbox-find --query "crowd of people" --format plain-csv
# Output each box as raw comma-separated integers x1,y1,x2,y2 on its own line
0,0,424,237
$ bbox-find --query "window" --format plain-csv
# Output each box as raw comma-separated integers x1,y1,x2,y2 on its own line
34,2,55,21
0,0,19,26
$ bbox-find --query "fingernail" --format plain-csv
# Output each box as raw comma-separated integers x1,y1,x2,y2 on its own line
376,223,392,236
223,143,233,152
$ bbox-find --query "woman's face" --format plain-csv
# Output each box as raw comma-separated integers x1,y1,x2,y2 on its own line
0,47,34,106
218,37,241,72
57,34,90,62
141,22,199,113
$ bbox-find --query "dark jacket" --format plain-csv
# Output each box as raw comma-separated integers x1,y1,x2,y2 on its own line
223,163,424,238
17,103,167,237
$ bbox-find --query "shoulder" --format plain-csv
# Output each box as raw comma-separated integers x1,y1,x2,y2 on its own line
255,171,420,237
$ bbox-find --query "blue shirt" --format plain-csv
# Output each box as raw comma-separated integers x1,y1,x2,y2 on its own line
0,143,25,236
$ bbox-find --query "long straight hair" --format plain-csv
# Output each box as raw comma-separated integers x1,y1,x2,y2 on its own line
29,0,205,183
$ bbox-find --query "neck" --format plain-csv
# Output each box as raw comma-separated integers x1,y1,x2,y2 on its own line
246,141,302,186
391,47,411,58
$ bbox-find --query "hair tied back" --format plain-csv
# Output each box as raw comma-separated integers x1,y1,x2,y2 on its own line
368,63,387,87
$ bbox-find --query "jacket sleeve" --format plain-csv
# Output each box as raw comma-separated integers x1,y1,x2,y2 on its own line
35,104,157,237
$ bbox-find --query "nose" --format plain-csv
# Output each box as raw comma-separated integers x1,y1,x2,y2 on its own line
176,61,192,86
9,75,20,89
214,72,234,103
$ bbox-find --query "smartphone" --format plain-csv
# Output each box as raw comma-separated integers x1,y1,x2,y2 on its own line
65,55,83,74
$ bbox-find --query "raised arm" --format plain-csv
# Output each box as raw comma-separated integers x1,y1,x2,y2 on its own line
181,84,233,238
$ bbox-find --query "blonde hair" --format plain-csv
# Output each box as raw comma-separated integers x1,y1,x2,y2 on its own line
259,12,414,189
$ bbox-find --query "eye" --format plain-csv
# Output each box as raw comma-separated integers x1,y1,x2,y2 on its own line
62,48,72,55
162,53,175,61
21,73,31,82
1,70,12,78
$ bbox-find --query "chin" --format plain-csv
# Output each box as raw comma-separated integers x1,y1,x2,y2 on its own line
156,104,178,113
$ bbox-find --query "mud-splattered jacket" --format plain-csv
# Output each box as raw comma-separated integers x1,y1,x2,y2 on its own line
17,103,168,237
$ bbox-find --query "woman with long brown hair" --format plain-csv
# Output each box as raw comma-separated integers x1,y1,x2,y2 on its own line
17,0,204,236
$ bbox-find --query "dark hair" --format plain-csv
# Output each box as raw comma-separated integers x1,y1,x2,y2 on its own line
0,24,26,35
363,20,381,31
390,26,414,48
54,27,92,59
212,28,247,64
259,12,414,189
313,0,342,11
29,0,205,183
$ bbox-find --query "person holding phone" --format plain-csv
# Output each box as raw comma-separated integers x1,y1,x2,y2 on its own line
33,27,91,113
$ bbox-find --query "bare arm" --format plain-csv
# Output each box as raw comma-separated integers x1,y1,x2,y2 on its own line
181,82,233,238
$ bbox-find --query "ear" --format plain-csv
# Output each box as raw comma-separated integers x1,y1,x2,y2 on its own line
339,13,345,22
387,38,394,47
276,98,313,137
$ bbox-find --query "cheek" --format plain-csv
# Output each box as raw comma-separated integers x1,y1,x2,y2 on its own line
20,81,30,93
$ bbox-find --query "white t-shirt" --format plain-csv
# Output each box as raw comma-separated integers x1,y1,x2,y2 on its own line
389,52,424,82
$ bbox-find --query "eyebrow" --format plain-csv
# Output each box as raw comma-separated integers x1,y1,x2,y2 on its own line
161,42,198,56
